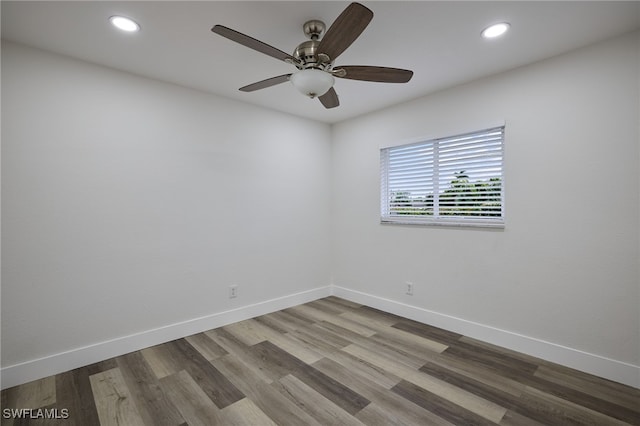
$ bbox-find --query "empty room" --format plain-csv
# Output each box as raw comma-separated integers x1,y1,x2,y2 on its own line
1,1,639,425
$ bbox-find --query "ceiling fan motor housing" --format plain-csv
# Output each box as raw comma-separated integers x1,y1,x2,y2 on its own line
293,40,319,67
293,20,331,70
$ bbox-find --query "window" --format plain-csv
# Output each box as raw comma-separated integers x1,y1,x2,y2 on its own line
380,126,504,227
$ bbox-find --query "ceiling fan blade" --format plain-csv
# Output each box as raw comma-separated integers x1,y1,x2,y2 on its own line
212,25,297,64
334,66,413,83
239,74,292,92
317,3,373,62
319,87,339,109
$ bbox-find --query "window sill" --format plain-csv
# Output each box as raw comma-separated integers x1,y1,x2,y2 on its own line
381,217,505,229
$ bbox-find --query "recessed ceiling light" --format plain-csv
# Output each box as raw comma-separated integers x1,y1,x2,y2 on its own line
482,22,510,39
109,16,140,32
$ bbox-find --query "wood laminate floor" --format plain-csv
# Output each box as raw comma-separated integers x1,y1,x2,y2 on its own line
2,296,639,425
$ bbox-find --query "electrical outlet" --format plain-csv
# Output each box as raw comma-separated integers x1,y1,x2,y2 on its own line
229,285,238,298
405,281,414,295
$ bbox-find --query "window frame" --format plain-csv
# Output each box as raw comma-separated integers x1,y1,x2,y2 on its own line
380,126,505,228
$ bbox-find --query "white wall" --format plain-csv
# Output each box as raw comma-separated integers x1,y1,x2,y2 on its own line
331,32,639,384
2,31,639,389
1,41,331,377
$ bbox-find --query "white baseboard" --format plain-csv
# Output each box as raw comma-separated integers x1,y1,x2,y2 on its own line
4,284,638,390
1,285,331,390
332,285,640,389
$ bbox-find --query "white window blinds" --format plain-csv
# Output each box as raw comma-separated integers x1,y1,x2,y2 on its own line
381,126,504,227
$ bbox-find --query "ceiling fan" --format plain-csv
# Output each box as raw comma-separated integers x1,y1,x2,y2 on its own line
211,2,413,109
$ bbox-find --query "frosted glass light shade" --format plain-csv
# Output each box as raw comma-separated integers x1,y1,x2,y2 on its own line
290,69,334,98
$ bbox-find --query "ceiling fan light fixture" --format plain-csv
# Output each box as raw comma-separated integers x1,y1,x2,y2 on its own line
290,69,334,99
109,15,140,32
482,22,510,39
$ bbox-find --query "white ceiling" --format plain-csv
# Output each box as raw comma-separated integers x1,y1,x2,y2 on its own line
2,1,639,124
